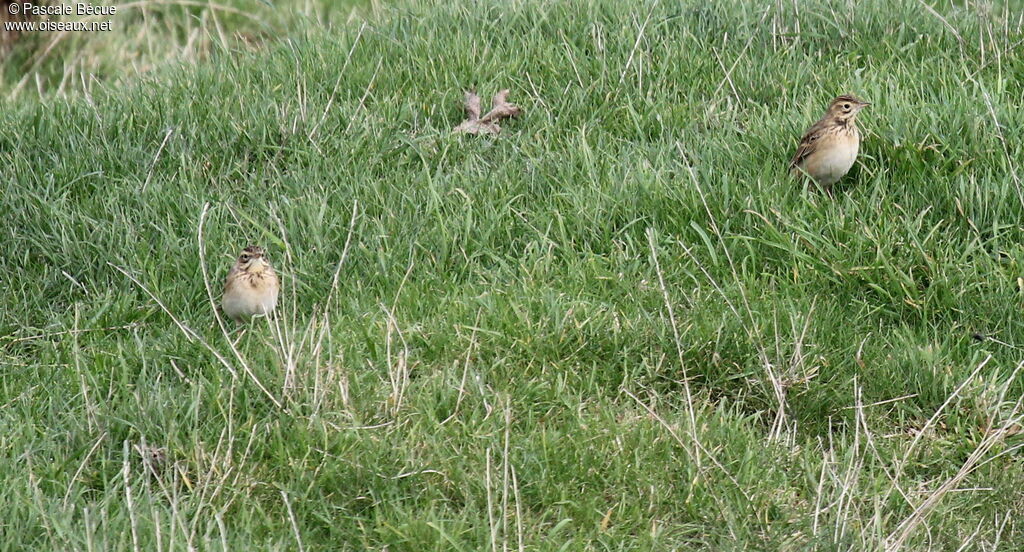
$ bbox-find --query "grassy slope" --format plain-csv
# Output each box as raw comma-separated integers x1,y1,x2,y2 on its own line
2,0,1024,549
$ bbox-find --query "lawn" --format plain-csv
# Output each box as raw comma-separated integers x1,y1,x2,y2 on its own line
2,0,1024,549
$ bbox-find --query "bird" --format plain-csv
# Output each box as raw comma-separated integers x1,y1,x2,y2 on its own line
789,94,870,192
221,245,279,323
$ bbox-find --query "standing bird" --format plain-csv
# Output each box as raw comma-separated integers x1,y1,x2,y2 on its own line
222,245,279,323
789,94,870,192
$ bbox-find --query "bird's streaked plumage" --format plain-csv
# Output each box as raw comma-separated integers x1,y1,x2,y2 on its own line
790,94,870,191
222,245,279,322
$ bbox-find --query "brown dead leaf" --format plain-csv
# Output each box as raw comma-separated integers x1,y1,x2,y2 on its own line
599,505,615,532
463,90,482,121
453,89,522,135
480,89,522,122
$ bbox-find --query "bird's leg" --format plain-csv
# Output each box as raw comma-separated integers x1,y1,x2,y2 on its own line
230,326,248,348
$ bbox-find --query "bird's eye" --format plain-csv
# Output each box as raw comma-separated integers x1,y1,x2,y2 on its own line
240,254,250,263
842,103,851,110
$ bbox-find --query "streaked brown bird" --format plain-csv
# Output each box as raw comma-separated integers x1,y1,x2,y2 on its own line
221,245,279,323
789,94,870,192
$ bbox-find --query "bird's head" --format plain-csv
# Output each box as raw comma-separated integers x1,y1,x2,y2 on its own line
236,245,269,272
827,94,870,121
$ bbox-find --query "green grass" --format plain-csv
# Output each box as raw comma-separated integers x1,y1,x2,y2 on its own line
3,0,1024,549
1,0,375,98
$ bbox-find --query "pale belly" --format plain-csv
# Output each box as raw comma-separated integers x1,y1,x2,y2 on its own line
805,140,859,185
223,289,278,321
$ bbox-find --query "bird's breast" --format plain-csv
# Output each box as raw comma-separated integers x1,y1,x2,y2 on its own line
223,272,279,320
804,132,859,184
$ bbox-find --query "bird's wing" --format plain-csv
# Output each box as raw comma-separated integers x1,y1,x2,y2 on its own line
223,266,239,294
789,120,827,170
